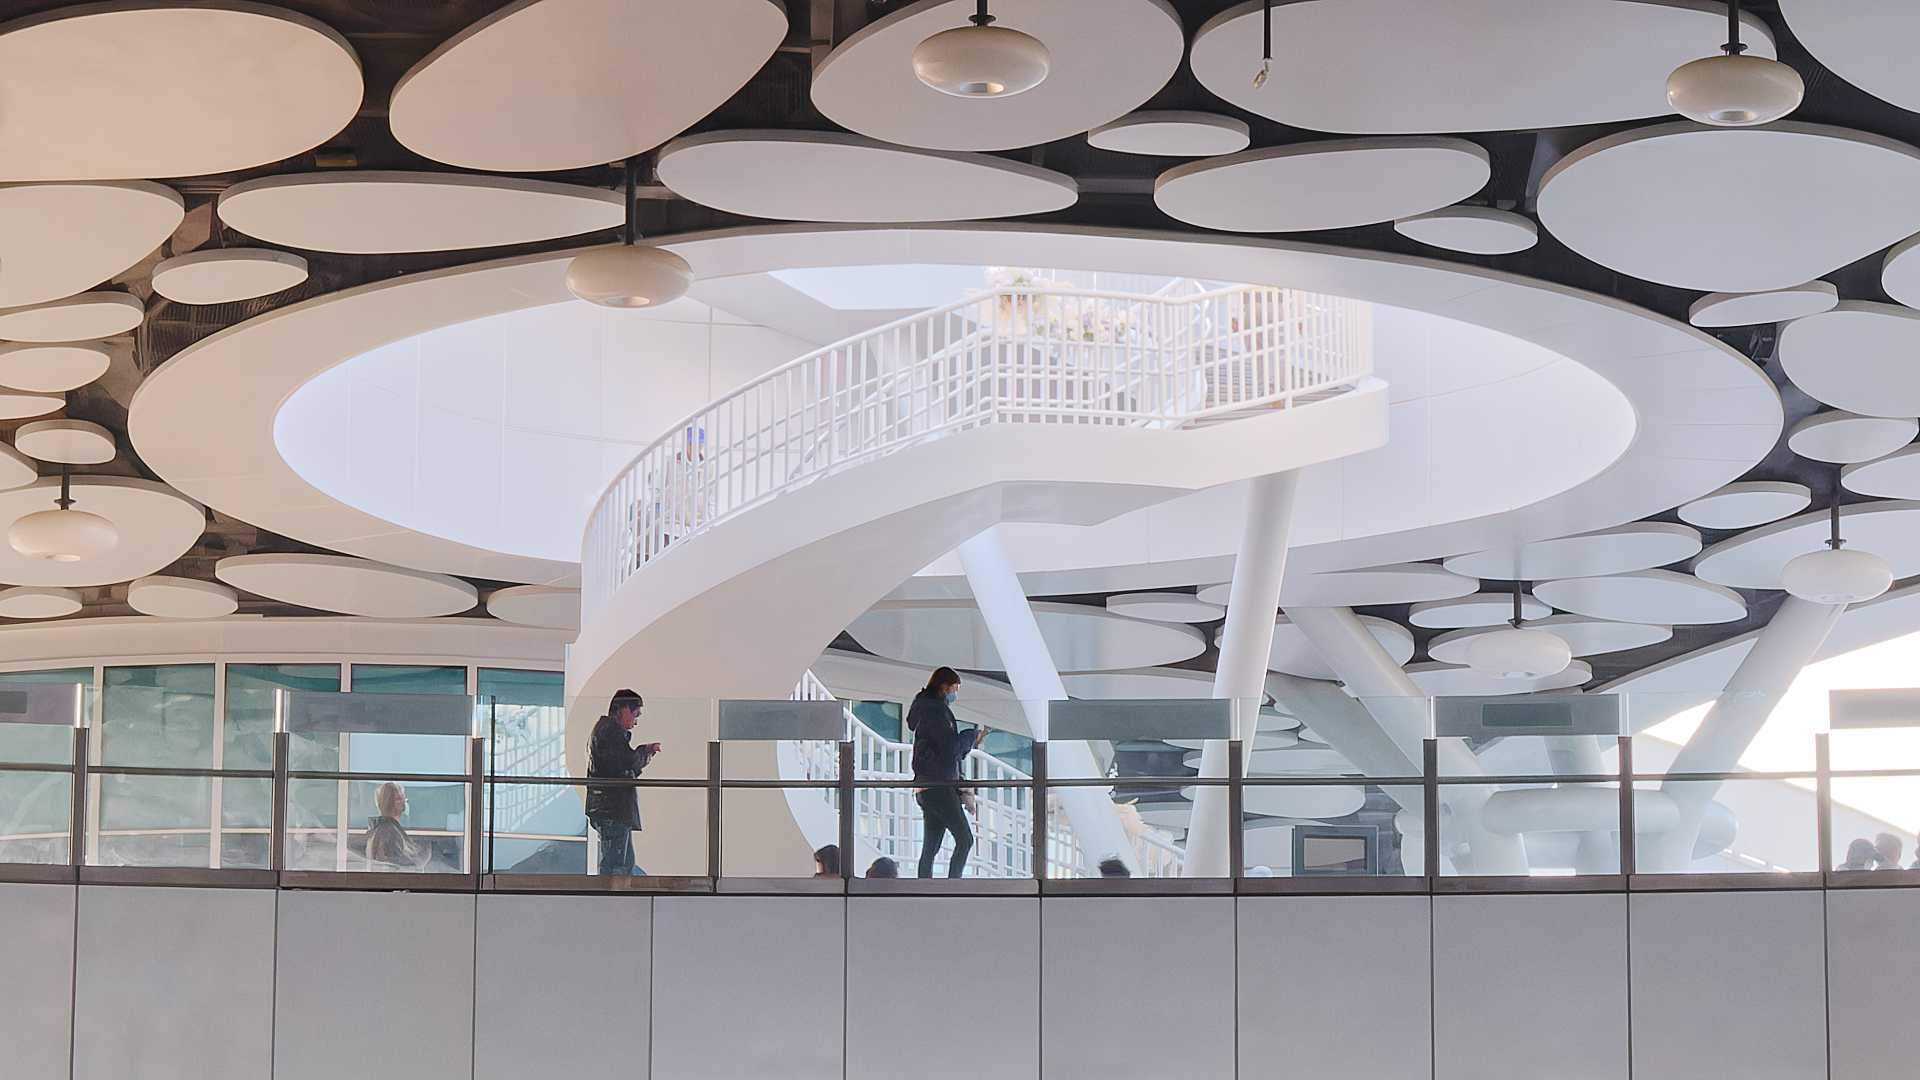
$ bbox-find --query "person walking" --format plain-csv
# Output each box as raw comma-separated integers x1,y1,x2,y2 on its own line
586,688,660,876
909,666,982,879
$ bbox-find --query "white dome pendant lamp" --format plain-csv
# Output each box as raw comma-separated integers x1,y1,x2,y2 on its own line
8,464,118,563
1781,474,1893,605
1665,0,1803,127
566,157,693,309
912,0,1051,98
1465,579,1572,680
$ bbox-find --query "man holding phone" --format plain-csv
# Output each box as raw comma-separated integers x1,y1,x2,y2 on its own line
586,688,661,876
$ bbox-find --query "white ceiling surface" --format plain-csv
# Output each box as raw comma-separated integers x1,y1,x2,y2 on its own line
273,295,812,568
1695,501,1920,590
151,248,310,305
0,393,62,420
216,172,624,254
125,576,239,620
132,224,1773,587
1103,592,1223,624
849,599,1207,673
1428,616,1670,663
1534,569,1747,625
656,131,1080,223
1196,562,1477,608
1086,112,1250,157
1246,615,1414,681
15,420,115,465
0,444,34,489
0,182,183,308
1688,282,1838,328
1679,481,1813,530
1404,659,1592,697
389,0,785,172
1392,207,1538,255
485,584,582,632
215,553,479,618
1190,0,1774,134
1779,0,1920,114
0,293,145,342
1408,591,1549,629
1844,446,1920,499
1538,122,1920,293
811,0,1184,152
810,648,1026,734
1786,411,1918,465
0,344,111,394
1778,302,1920,418
0,477,204,588
0,615,569,671
0,585,80,619
1154,139,1490,233
0,3,361,181
1164,730,1299,752
1444,522,1703,580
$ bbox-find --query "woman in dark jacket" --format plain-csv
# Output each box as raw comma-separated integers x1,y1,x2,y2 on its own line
908,666,981,878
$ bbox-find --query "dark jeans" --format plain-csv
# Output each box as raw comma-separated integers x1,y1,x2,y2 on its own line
593,820,644,876
917,786,973,879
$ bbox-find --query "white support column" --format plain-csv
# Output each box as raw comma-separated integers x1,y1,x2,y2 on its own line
1641,595,1846,872
957,527,1138,874
1283,605,1530,875
1185,471,1301,877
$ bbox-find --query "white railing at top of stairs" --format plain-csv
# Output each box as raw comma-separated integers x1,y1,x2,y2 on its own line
790,671,1187,879
581,283,1372,620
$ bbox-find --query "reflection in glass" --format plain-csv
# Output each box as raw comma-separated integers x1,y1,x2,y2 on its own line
0,770,70,864
1049,784,1198,879
285,777,468,873
1830,776,1920,872
1631,777,1816,874
1439,782,1621,877
100,664,215,768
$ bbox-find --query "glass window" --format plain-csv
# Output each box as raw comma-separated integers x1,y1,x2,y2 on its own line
350,664,466,696
98,664,215,768
227,663,340,772
0,668,89,765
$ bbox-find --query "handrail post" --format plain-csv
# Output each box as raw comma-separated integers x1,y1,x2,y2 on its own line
468,735,486,885
271,730,289,876
1618,735,1636,879
707,740,723,882
837,739,855,882
1815,733,1832,880
69,723,87,877
1030,741,1048,882
1423,739,1440,885
1226,737,1244,884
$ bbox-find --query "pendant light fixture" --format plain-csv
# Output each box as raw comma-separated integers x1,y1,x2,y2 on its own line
566,157,693,309
912,0,1051,99
1252,0,1272,89
1465,579,1572,680
8,465,118,563
1665,0,1803,127
1781,475,1892,604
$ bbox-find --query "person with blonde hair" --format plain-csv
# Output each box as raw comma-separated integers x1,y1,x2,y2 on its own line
365,781,429,870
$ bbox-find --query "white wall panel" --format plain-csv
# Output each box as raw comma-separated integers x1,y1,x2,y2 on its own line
73,886,275,1080
1239,895,1432,1080
847,897,1039,1080
273,890,476,1080
1434,893,1628,1080
650,896,844,1080
1042,897,1235,1080
474,894,651,1080
0,882,74,1080
1630,890,1826,1080
1826,887,1920,1080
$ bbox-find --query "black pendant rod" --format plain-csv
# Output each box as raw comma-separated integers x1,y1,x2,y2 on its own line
1263,0,1272,63
1829,467,1845,550
55,464,72,511
1724,0,1747,55
1511,578,1524,628
622,157,637,247
972,0,993,27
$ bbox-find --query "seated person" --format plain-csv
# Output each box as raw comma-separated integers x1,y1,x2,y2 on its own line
1874,832,1905,870
813,843,842,879
1839,837,1879,871
865,856,900,879
365,781,431,871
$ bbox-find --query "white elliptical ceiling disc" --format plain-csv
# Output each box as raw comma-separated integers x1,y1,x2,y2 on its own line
1211,783,1367,820
1246,614,1414,681
1392,206,1538,255
849,599,1206,673
1779,302,1920,417
0,3,361,181
0,444,34,489
0,477,204,587
1403,660,1592,697
1679,481,1813,530
1103,592,1224,624
0,343,111,394
126,575,239,619
1688,282,1838,328
1844,446,1920,499
14,420,115,465
1443,522,1703,580
390,0,786,172
1428,616,1669,663
811,0,1185,153
1198,563,1479,608
1787,411,1918,465
1538,122,1920,293
0,293,145,343
215,553,479,617
1164,730,1299,752
151,249,310,304
1534,569,1746,625
1408,591,1550,629
0,394,62,420
486,584,581,631
217,172,624,254
1155,138,1490,233
656,131,1079,223
1087,112,1251,157
1694,501,1920,590
1779,0,1920,114
0,182,183,308
1881,233,1920,308
1190,0,1775,134
1060,667,1254,703
0,585,81,618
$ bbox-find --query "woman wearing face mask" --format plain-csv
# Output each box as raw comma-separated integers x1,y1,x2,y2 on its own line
908,666,982,878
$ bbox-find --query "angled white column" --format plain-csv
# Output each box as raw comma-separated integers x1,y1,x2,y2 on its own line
1641,595,1846,872
1283,605,1530,875
1264,672,1427,874
1546,735,1618,875
1186,471,1300,877
957,527,1137,874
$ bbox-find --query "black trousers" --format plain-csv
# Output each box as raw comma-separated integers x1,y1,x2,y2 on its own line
916,786,974,878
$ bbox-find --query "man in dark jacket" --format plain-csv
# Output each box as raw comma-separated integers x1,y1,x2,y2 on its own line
587,688,659,876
